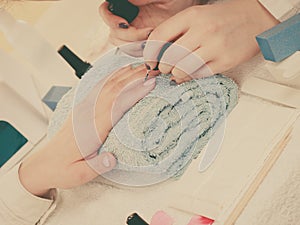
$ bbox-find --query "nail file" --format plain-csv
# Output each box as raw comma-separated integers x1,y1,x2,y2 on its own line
144,69,150,81
256,13,300,62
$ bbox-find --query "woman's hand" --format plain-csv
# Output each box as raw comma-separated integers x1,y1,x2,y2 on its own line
19,65,156,198
99,0,198,46
144,0,279,83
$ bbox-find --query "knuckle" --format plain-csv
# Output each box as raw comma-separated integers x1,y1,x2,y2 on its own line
186,6,199,18
220,58,234,70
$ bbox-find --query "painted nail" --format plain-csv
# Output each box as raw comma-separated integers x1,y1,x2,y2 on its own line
170,80,177,86
102,155,111,168
141,41,146,49
143,77,156,86
145,63,151,70
147,29,153,37
119,23,129,29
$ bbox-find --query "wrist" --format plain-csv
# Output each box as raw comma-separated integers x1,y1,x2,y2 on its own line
239,0,279,32
18,121,76,198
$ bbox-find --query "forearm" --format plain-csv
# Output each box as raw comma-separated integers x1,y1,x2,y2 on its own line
19,122,77,197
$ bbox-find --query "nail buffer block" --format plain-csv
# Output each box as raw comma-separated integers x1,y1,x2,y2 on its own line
256,13,300,62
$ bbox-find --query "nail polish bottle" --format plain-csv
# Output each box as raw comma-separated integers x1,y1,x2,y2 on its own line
0,9,76,94
106,0,139,23
127,213,149,225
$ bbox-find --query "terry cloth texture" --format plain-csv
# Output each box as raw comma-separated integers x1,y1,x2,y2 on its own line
48,50,238,185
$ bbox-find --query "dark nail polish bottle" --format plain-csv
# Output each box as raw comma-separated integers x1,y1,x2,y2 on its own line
58,45,92,79
127,213,149,225
107,0,139,23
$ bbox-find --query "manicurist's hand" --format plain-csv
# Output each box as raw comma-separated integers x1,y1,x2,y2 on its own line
99,0,198,46
144,0,279,83
18,65,156,198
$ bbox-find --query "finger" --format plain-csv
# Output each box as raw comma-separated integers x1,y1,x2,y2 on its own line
128,0,162,6
85,152,117,176
187,216,214,225
112,77,156,119
71,152,116,185
144,12,189,69
150,211,174,225
99,65,133,90
171,47,212,79
111,74,156,125
99,2,129,28
72,67,130,159
173,75,193,84
190,62,214,79
111,26,153,42
110,64,146,85
117,41,146,57
159,31,201,74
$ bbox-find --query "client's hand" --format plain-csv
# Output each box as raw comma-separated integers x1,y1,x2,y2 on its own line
19,65,156,198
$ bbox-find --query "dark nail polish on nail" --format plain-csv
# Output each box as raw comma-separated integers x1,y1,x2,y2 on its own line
170,80,177,86
141,41,146,49
119,23,129,29
145,63,151,70
147,30,153,37
153,64,159,71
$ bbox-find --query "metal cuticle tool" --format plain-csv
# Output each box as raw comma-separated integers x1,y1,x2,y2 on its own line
144,63,151,81
144,42,173,81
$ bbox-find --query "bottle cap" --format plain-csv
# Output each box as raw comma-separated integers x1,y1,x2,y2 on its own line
58,45,92,79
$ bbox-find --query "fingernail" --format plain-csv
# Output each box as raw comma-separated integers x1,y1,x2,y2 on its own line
119,23,129,29
102,155,111,168
153,64,159,71
143,77,156,86
170,80,177,86
141,41,146,49
145,63,151,70
147,29,153,37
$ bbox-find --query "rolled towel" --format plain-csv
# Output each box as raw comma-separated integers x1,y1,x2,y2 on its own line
48,51,238,186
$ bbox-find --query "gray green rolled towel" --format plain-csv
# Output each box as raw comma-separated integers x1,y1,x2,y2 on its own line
48,51,239,186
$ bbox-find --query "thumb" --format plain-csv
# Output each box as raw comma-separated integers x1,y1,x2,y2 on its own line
85,152,117,176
